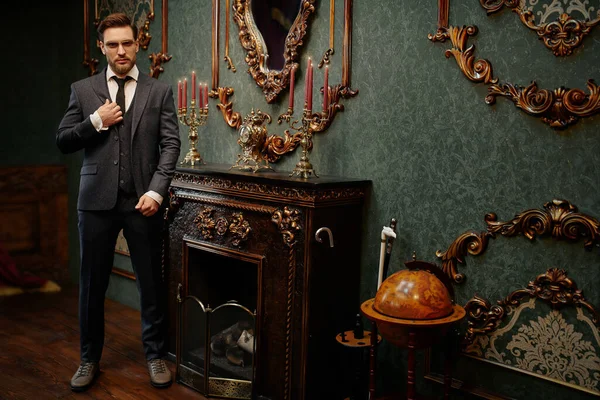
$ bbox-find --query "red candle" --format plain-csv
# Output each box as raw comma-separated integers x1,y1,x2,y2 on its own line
307,59,313,112
304,59,310,107
289,65,295,109
191,71,196,101
203,84,208,108
323,66,329,112
177,81,182,109
183,79,187,108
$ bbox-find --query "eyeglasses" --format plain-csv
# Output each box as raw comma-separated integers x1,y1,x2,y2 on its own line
103,40,136,50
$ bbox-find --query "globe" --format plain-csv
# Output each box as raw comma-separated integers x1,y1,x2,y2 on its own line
361,262,466,348
374,269,453,320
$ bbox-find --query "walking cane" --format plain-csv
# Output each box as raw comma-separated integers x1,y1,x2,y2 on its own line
369,218,397,400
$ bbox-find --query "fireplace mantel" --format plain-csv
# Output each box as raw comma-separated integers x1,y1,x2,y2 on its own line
166,164,371,400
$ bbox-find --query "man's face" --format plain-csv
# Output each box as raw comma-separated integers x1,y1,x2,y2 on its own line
100,26,138,77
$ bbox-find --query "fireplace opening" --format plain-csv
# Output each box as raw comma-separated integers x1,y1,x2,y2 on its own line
177,239,263,399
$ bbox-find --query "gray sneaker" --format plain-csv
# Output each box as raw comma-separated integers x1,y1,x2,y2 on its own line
147,359,172,388
70,362,99,392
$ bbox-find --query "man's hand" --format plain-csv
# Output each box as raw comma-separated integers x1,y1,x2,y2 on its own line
97,99,123,127
135,194,159,217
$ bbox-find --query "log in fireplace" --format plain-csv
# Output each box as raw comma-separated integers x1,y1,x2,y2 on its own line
165,164,370,400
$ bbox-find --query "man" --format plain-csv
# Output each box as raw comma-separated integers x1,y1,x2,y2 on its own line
56,13,180,392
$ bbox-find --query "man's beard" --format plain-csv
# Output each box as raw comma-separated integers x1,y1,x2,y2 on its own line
109,56,134,75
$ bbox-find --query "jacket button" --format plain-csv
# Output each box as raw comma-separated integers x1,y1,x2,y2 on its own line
114,160,118,165
114,136,118,141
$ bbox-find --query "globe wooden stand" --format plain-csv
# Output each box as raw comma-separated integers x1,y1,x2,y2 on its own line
361,299,465,400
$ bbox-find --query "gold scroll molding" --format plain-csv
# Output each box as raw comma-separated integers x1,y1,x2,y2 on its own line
83,0,171,78
436,199,600,283
429,24,600,129
233,0,316,103
479,0,600,57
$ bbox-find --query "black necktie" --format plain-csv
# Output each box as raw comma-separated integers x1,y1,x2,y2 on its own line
113,76,132,114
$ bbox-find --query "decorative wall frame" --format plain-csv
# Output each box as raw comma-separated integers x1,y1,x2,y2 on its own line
83,0,171,78
479,0,600,57
426,199,600,397
428,0,600,129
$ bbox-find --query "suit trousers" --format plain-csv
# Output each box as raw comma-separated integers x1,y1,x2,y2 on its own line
77,193,166,362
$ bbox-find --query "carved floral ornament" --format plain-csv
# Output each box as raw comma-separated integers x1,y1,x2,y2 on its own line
192,206,252,246
429,1,600,129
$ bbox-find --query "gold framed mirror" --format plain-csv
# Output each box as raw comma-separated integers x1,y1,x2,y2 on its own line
233,0,316,103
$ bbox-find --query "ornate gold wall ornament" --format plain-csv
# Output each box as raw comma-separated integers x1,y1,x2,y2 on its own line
233,0,316,103
215,87,243,130
479,0,600,57
463,295,506,345
137,12,154,50
499,268,599,323
149,52,173,79
436,231,492,284
486,79,600,129
430,1,600,129
437,199,600,283
431,25,498,85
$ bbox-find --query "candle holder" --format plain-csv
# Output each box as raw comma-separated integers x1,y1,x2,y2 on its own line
179,99,208,166
290,107,319,179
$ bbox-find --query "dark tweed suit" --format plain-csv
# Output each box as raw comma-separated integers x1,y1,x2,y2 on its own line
57,67,180,363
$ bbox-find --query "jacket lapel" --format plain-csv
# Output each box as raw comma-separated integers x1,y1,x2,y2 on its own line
91,68,110,104
131,73,152,139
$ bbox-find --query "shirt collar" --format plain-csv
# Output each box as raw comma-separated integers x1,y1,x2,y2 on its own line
106,65,139,82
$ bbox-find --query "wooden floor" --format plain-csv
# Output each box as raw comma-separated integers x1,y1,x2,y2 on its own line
0,285,209,400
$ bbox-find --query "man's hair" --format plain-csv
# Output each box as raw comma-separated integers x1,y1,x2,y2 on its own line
97,13,138,42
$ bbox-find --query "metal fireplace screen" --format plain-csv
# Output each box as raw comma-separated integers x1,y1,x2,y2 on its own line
177,240,261,399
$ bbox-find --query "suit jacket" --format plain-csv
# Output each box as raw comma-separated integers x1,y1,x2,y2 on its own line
57,68,181,211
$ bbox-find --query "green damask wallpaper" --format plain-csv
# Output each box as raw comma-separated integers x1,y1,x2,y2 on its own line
4,1,599,398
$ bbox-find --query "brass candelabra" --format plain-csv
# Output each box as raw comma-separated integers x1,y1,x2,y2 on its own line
179,99,208,166
290,107,319,179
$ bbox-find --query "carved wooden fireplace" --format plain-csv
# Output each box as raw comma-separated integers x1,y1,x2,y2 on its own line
165,164,370,400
